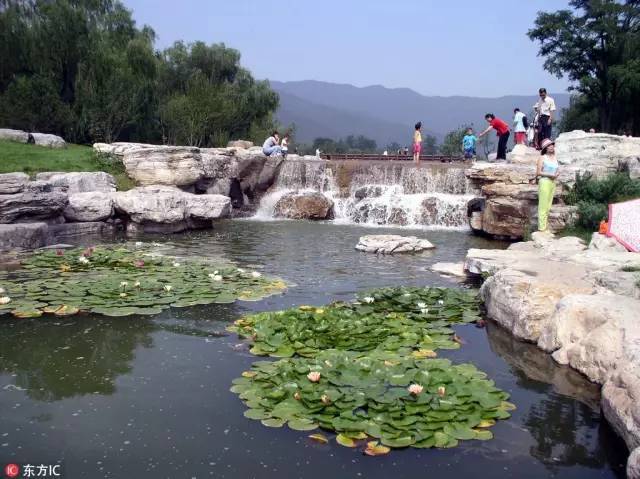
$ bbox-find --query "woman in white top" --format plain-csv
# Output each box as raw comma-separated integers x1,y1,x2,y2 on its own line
532,138,559,232
262,131,282,157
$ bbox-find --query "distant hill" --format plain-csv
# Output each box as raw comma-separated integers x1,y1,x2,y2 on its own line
271,80,570,147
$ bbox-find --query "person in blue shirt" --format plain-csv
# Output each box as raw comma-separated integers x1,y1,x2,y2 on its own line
462,128,477,160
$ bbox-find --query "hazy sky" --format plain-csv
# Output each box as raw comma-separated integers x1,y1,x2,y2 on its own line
123,0,572,97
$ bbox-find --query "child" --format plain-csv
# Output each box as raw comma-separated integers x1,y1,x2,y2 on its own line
281,133,289,158
413,122,422,166
462,128,477,160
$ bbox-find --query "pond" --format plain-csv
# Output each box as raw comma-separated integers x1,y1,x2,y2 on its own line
0,220,628,478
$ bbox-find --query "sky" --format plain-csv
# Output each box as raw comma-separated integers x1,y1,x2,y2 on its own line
123,0,573,98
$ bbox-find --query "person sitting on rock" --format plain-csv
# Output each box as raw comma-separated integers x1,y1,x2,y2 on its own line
262,131,282,157
531,138,559,233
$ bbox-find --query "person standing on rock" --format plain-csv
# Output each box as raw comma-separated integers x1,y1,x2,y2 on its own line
513,108,528,145
532,138,559,232
477,114,510,161
413,122,422,166
535,88,556,142
262,131,282,157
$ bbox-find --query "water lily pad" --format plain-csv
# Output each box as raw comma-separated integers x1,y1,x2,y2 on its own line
308,433,329,444
336,433,357,447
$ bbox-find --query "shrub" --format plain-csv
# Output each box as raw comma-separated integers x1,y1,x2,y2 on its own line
565,172,640,230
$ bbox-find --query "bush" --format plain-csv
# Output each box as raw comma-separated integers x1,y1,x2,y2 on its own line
565,172,640,230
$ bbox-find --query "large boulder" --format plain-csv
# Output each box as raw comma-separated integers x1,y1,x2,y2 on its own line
64,192,114,222
113,186,231,233
0,128,29,143
589,232,628,252
274,192,334,220
0,185,68,223
355,234,435,254
0,173,30,194
0,223,48,250
507,144,540,165
123,146,204,186
30,132,66,148
93,142,155,157
227,140,254,149
36,172,116,193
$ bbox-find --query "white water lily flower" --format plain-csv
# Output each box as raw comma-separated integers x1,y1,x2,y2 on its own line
0,296,11,305
173,262,181,267
251,271,262,278
363,296,375,303
420,308,429,314
119,292,127,298
237,268,245,273
120,281,128,287
307,371,321,382
77,256,89,264
135,241,143,247
403,293,412,297
417,302,427,309
134,281,141,288
0,287,4,294
438,300,444,305
164,285,172,292
211,275,223,281
408,384,424,395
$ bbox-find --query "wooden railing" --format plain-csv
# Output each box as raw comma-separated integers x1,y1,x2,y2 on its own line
319,153,464,162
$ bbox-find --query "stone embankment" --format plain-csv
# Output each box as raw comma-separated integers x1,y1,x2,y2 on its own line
466,131,640,239
464,232,640,477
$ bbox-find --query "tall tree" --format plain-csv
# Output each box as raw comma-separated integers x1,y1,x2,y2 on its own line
439,127,468,156
528,0,640,134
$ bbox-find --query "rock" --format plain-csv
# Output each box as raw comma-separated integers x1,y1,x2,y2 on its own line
354,185,385,200
480,197,530,238
481,182,544,200
355,234,435,254
537,294,640,379
47,222,116,243
628,448,640,479
0,173,30,194
0,187,68,223
0,223,48,250
30,132,66,148
93,142,154,157
507,144,540,165
274,192,334,220
36,172,116,193
589,232,628,252
0,128,29,143
431,262,466,277
113,185,231,233
64,192,114,222
227,140,254,149
123,146,204,186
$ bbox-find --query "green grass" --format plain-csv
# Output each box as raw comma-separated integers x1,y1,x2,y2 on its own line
0,140,134,190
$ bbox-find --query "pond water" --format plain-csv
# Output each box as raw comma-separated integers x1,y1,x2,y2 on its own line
0,221,628,478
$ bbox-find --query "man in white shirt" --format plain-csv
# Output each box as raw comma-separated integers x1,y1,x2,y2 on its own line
536,88,556,142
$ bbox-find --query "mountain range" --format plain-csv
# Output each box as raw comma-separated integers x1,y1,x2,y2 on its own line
271,80,571,147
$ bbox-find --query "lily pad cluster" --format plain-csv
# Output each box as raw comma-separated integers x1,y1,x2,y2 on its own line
231,350,513,449
0,246,286,317
227,287,481,357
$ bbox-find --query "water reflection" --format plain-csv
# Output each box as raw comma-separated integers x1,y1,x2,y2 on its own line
486,322,628,474
0,316,154,401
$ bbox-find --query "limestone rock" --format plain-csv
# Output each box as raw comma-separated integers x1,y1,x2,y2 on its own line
36,172,116,193
274,192,333,220
431,262,466,278
93,142,154,157
602,365,640,452
507,144,540,165
0,128,29,143
628,448,640,479
355,234,435,254
0,223,48,250
589,232,628,252
123,146,204,186
113,186,231,233
0,173,30,194
30,132,66,148
47,222,116,243
0,186,68,223
227,140,254,149
64,192,114,222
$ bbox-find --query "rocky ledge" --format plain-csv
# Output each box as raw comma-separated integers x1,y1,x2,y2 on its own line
356,234,435,254
0,172,231,250
464,232,640,477
466,132,640,240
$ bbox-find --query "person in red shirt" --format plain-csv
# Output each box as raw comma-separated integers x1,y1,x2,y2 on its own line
477,113,511,160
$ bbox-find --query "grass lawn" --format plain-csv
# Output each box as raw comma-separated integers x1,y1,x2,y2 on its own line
0,140,134,190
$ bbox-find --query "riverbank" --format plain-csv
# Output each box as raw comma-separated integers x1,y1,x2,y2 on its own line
464,231,640,477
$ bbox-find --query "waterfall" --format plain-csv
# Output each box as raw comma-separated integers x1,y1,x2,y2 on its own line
254,159,478,229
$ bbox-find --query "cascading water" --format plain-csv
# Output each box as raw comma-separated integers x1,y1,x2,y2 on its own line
254,159,479,229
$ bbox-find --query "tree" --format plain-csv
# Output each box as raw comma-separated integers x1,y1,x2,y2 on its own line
528,1,640,134
423,135,438,155
439,127,468,156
